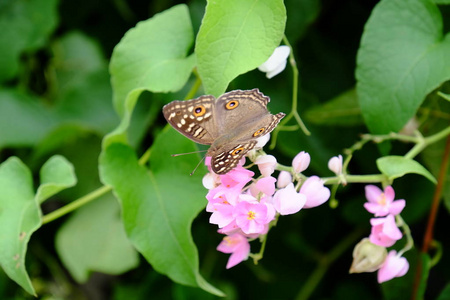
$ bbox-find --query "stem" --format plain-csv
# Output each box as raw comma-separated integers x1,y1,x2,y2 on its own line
184,71,202,100
294,228,364,300
322,174,387,185
396,214,414,257
42,185,112,224
270,35,310,149
412,135,450,300
422,135,450,253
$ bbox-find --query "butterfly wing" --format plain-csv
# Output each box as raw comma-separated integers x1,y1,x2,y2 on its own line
162,95,218,145
210,140,257,174
214,88,271,131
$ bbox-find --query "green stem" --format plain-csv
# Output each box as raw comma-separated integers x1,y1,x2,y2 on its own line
270,35,310,149
185,70,202,100
322,174,387,185
396,214,414,257
42,185,112,224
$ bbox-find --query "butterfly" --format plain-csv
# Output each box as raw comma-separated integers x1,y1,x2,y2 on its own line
162,89,285,174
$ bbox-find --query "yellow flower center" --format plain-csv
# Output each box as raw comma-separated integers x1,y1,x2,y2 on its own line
378,193,386,205
247,210,256,220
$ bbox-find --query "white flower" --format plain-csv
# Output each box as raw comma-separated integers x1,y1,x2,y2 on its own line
258,45,290,79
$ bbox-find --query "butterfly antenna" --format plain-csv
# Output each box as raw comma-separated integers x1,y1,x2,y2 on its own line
190,155,206,176
171,150,207,157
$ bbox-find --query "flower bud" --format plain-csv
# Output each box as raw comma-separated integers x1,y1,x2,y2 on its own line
328,155,343,175
292,151,310,173
255,155,277,177
277,171,292,188
258,45,290,79
350,238,388,273
299,176,330,208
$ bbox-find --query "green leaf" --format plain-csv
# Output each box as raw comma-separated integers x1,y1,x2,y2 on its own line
305,88,364,126
0,157,40,295
110,4,195,116
437,283,450,300
55,196,139,282
36,155,77,204
356,0,450,134
376,156,437,184
51,31,106,90
196,0,286,97
0,155,77,295
0,89,58,148
99,128,224,296
0,0,59,82
51,32,119,135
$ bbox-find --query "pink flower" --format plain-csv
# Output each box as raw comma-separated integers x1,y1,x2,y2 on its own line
292,151,310,173
219,166,254,189
328,155,343,175
206,183,242,207
234,198,274,234
206,191,236,228
369,215,402,247
364,185,405,217
254,155,277,177
299,176,330,208
272,183,306,215
377,250,409,283
250,176,277,197
277,171,292,188
217,233,251,269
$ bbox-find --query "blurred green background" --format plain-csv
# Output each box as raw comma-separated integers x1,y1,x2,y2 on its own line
1,0,449,299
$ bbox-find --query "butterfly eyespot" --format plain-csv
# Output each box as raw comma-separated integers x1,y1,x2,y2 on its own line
253,127,265,137
193,105,206,117
225,100,239,110
231,147,245,156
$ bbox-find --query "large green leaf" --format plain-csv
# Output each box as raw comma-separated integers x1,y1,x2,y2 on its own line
0,158,39,295
356,0,450,134
110,4,195,116
0,155,76,295
377,156,437,184
56,196,139,282
196,0,286,97
99,127,223,296
0,0,59,82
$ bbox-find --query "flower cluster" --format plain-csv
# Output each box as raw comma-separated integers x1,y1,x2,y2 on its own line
204,151,330,268
350,185,409,283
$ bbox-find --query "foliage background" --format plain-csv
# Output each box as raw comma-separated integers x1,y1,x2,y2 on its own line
0,0,449,299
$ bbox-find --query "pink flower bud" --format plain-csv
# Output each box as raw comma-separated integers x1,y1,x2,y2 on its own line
277,171,292,188
272,183,306,215
292,151,310,173
377,250,409,283
328,155,343,175
254,155,277,177
299,176,330,208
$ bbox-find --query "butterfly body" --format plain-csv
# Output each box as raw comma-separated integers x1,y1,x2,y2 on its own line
163,89,285,174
